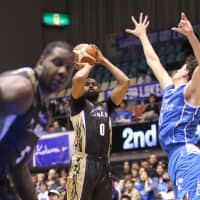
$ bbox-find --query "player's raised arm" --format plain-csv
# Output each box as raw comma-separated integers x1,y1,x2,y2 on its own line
125,13,172,89
71,62,94,99
96,47,130,106
172,12,200,66
71,44,97,99
172,12,200,98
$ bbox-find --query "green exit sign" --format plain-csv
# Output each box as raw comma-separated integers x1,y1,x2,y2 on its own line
43,12,70,26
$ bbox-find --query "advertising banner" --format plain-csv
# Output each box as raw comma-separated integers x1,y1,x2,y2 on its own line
105,82,162,101
32,132,74,167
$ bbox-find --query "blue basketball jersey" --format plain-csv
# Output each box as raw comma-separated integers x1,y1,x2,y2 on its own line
159,84,200,156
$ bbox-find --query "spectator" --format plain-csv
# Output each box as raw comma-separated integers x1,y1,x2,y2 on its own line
59,168,68,179
155,165,165,183
148,154,158,169
131,168,139,183
48,189,60,200
36,173,46,193
38,182,48,200
157,160,167,169
58,177,67,190
158,178,175,200
131,161,140,171
49,120,65,133
135,170,155,200
153,164,166,198
134,101,145,120
140,160,149,170
48,99,60,118
112,100,132,124
47,169,59,190
139,94,160,122
147,154,158,178
136,69,152,84
57,187,67,200
58,99,67,116
112,178,120,200
123,161,131,177
157,172,169,193
138,167,146,176
122,179,140,200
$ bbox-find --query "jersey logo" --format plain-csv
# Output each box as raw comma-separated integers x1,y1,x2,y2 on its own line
90,106,108,118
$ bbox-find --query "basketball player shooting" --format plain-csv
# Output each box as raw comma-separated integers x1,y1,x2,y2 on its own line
67,45,130,200
126,12,200,200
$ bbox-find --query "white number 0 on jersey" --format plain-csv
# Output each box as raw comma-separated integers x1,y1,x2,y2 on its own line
99,123,105,136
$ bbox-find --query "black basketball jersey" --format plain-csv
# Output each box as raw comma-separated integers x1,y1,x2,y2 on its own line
70,96,116,158
0,67,48,180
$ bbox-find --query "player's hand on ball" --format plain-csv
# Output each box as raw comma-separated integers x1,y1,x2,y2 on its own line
73,43,98,68
95,48,106,64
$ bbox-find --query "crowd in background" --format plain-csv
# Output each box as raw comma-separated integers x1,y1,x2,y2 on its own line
47,98,72,132
111,154,174,200
29,153,174,200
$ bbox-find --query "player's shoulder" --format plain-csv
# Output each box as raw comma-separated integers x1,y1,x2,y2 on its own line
0,67,34,90
1,74,33,93
0,69,35,115
0,69,35,106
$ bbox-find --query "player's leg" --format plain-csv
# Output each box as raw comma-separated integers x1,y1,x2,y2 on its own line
94,163,112,200
67,154,86,200
175,150,200,200
67,154,94,200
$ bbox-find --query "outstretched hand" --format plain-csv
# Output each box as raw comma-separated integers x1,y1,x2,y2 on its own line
125,12,149,38
171,12,193,36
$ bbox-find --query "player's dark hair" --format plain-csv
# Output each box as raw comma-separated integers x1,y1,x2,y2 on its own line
185,55,198,80
85,78,100,89
41,41,73,57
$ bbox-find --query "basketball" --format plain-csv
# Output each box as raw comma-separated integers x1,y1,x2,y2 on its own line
73,43,98,67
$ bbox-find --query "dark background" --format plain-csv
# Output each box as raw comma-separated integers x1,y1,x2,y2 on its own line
0,0,200,72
